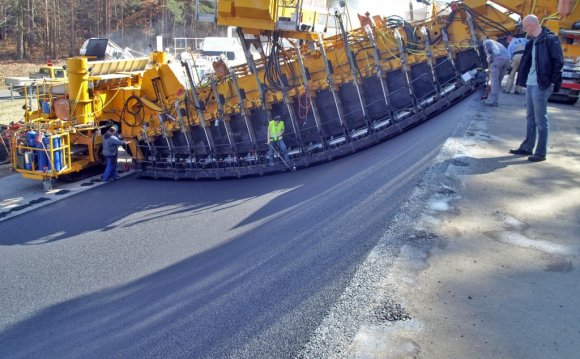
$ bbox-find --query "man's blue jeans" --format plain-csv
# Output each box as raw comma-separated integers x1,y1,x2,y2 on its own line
520,85,551,157
268,139,289,164
102,156,117,181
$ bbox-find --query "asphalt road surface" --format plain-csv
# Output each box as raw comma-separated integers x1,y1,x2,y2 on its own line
0,95,474,358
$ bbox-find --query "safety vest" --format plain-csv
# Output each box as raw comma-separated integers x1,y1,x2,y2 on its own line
268,120,285,141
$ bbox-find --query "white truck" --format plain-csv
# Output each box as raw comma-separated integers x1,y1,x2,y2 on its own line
4,64,67,95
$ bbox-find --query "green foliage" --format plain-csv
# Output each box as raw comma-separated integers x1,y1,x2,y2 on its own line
167,0,185,24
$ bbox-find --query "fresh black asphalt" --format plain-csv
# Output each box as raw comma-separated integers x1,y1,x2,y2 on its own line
0,95,474,358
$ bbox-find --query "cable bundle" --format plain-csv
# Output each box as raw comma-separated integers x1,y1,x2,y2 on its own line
264,31,298,92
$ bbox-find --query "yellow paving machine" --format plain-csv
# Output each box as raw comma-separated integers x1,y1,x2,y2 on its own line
9,0,580,181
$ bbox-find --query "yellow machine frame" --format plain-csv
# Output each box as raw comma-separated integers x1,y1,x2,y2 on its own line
9,0,580,181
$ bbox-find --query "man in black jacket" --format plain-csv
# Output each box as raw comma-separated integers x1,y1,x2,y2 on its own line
510,15,564,162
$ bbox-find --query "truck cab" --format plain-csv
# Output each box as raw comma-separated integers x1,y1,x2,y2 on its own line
32,66,67,80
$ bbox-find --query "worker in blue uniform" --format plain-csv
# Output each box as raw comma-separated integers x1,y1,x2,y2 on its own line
102,126,127,181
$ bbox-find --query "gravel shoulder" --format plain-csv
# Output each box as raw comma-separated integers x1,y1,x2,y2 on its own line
300,92,580,359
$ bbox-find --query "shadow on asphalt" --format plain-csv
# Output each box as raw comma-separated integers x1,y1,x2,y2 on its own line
448,154,530,175
0,95,476,358
0,141,421,358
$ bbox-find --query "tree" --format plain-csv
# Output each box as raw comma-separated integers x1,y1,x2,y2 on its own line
0,0,227,60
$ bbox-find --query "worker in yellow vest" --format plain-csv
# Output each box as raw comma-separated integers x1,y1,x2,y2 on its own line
267,115,290,166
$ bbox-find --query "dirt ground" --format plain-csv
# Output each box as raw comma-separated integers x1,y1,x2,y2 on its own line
0,61,46,89
0,98,28,127
0,99,28,126
0,62,44,126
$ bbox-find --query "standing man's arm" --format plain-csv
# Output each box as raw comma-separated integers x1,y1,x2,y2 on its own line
112,136,126,147
548,35,564,91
